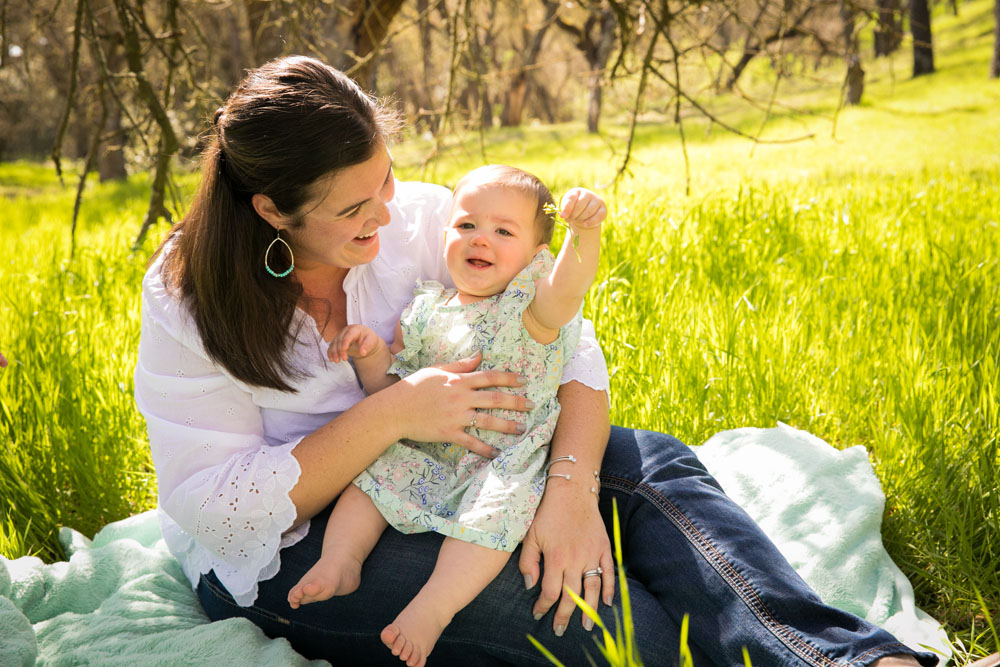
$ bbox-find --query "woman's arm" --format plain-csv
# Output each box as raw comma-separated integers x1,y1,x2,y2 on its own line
288,352,528,524
138,273,531,601
519,379,614,634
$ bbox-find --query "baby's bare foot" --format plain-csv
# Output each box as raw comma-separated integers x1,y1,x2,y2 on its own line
287,554,362,609
379,599,452,667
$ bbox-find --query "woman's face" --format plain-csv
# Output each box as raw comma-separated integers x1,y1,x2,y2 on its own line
280,142,395,271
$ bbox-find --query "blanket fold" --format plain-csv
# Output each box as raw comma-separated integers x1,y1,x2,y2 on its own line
0,425,951,666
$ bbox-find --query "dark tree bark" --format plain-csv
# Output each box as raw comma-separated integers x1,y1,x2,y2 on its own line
501,2,558,127
910,0,935,77
992,0,1000,78
874,0,903,57
116,0,182,248
98,101,127,181
840,0,863,105
348,0,407,91
555,1,617,133
244,0,405,91
243,0,286,64
845,54,865,104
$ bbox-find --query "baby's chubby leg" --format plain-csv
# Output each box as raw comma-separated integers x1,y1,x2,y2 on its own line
288,485,387,608
381,538,510,667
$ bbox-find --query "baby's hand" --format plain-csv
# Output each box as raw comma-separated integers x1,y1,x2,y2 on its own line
328,324,386,363
559,188,607,232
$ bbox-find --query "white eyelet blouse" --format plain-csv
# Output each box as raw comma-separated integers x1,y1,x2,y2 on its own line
134,180,610,607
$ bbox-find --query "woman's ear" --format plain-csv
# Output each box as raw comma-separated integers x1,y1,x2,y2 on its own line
251,194,286,230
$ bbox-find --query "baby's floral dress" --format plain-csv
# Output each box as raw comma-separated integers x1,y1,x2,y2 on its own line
353,251,581,551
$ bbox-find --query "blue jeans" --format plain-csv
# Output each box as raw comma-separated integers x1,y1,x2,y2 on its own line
197,426,938,666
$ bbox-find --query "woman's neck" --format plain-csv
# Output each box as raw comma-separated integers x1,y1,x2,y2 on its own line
294,264,351,341
295,263,350,302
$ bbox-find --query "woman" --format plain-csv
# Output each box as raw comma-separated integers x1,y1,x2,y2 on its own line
134,56,935,666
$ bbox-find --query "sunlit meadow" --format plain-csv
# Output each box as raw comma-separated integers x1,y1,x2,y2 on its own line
1,2,997,662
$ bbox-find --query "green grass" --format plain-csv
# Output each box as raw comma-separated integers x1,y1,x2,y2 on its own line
2,0,998,662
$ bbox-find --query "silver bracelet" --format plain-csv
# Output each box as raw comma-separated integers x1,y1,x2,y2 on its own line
543,456,602,499
545,455,577,471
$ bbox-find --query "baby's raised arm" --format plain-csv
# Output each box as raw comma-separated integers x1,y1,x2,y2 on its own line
524,188,605,341
329,323,404,394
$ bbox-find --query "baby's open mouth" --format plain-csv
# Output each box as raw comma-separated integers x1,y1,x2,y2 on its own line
467,258,492,268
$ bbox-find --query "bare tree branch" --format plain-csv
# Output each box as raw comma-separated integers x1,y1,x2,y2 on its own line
51,0,86,184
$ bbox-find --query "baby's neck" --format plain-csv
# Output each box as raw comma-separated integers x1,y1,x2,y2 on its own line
449,291,495,306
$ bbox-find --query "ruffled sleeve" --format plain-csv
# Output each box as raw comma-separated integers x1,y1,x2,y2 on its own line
387,280,447,379
491,250,587,390
134,252,307,606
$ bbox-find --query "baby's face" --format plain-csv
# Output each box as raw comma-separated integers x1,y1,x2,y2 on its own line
444,184,547,301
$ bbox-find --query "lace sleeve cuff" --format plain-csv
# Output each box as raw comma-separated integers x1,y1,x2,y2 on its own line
162,440,304,607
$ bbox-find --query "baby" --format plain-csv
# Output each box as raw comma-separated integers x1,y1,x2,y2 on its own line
288,165,606,667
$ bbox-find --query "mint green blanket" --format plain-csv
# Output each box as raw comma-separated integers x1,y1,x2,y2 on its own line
0,425,951,665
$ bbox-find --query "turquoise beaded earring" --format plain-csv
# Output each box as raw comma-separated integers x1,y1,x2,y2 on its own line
264,231,294,278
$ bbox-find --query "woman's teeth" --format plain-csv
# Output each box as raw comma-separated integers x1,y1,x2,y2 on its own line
356,230,376,239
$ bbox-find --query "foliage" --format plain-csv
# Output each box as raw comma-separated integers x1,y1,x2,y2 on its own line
1,3,998,662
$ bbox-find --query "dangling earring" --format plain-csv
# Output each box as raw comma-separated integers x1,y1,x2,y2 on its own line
264,230,294,278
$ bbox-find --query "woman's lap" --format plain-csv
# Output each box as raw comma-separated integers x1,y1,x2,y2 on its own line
198,504,690,666
198,425,937,666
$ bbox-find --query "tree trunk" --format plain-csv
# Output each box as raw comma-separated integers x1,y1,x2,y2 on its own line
348,0,406,91
415,0,435,132
98,100,127,181
243,0,285,64
845,55,865,105
586,74,603,133
874,0,903,57
840,0,863,105
910,0,935,76
992,0,1000,78
840,0,856,54
501,76,530,127
555,3,617,133
500,3,557,127
586,7,616,134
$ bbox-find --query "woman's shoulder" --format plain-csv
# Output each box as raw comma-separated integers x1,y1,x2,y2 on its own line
140,243,210,359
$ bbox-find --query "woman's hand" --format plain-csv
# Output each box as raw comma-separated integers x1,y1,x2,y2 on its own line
389,352,533,459
519,484,614,635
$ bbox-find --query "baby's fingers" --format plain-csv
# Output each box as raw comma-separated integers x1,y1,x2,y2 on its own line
329,326,362,363
560,188,606,229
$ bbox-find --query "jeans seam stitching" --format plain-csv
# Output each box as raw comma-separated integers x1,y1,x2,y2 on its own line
602,475,843,667
203,577,555,663
202,576,292,626
850,642,916,666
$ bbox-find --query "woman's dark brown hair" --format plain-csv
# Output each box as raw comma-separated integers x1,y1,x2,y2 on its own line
157,56,399,391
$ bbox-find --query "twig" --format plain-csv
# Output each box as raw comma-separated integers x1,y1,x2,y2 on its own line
420,0,464,180
71,84,109,259
662,12,691,196
51,0,86,185
614,0,663,185
749,1,791,158
646,64,814,145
